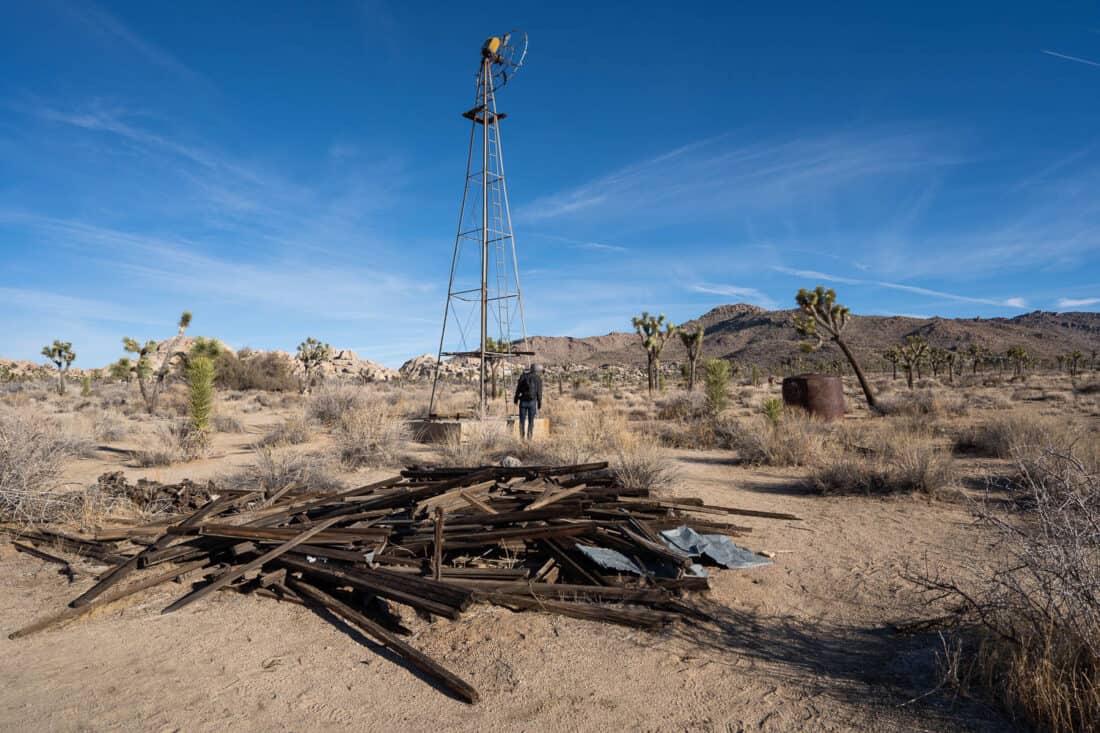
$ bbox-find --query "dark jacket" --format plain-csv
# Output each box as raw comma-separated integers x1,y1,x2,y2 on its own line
514,372,542,408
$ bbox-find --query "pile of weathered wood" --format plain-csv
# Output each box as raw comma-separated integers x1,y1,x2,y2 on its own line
8,462,798,703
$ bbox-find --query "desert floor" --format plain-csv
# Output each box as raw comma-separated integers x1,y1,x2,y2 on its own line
0,386,1022,732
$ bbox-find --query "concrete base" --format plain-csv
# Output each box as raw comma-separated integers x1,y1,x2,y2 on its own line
410,416,550,444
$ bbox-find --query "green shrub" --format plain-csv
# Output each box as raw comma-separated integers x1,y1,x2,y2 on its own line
703,359,730,415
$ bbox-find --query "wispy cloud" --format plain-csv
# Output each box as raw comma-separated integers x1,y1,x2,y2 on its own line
687,283,778,310
1041,49,1100,69
772,267,1027,309
1056,296,1100,308
517,127,957,222
536,234,630,253
51,0,205,84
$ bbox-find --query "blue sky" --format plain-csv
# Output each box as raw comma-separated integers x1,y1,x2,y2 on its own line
3,1,1100,367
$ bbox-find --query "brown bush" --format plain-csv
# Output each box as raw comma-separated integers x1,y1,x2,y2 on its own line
307,384,366,427
0,409,88,522
222,447,344,495
335,402,411,468
725,411,826,467
259,414,313,447
214,350,297,392
912,450,1100,732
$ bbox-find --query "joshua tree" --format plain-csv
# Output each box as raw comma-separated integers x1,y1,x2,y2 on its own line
632,312,677,395
108,357,133,382
678,327,705,391
123,311,192,413
943,348,957,384
296,337,332,394
188,356,215,435
1066,350,1084,377
485,336,509,399
883,346,901,380
897,335,928,389
1006,346,1029,377
929,347,951,380
792,286,877,410
41,340,75,395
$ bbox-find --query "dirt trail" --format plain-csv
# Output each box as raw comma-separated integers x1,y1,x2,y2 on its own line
0,451,1011,732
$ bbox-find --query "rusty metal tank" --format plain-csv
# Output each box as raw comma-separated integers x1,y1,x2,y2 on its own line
781,374,846,421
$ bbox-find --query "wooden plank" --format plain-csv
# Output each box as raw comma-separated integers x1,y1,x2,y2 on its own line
432,507,444,581
68,492,252,608
525,483,588,511
284,577,479,704
457,489,497,514
11,560,210,639
161,516,345,614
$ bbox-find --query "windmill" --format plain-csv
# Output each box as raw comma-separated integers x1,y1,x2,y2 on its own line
429,32,533,419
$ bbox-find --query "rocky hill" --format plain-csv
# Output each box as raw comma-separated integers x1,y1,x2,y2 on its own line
519,305,1100,371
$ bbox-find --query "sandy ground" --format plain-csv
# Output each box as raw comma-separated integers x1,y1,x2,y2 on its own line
0,415,1016,733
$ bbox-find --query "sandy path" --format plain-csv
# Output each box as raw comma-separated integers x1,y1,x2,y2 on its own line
0,451,1012,732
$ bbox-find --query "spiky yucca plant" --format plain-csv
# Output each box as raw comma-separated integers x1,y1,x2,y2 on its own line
41,340,75,395
188,356,215,434
632,312,677,395
792,286,877,410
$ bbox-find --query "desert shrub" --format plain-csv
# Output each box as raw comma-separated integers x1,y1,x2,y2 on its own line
813,439,955,497
212,413,245,433
131,421,205,466
335,402,410,468
726,411,826,467
0,409,90,522
91,410,129,442
307,384,365,427
214,350,297,392
439,419,512,467
912,450,1100,732
1076,381,1100,395
538,402,634,466
259,414,313,447
762,396,783,426
879,388,967,417
655,390,706,421
954,412,1061,458
222,447,344,495
612,435,676,492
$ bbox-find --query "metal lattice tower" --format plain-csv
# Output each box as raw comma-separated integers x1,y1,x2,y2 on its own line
429,33,531,418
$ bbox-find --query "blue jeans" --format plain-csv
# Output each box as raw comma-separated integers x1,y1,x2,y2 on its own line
518,400,537,439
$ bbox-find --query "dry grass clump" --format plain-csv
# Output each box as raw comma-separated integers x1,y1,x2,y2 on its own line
91,410,129,442
335,401,411,469
954,411,1064,459
814,418,956,497
538,400,634,466
222,446,344,495
439,419,512,467
307,384,365,427
131,421,205,467
212,413,245,433
725,410,827,467
912,450,1100,732
259,414,313,447
655,390,707,421
611,432,677,493
0,409,90,523
878,388,968,417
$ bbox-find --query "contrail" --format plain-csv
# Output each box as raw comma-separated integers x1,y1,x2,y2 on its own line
1041,49,1100,68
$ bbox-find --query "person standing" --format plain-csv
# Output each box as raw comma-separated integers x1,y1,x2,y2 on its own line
513,363,543,440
